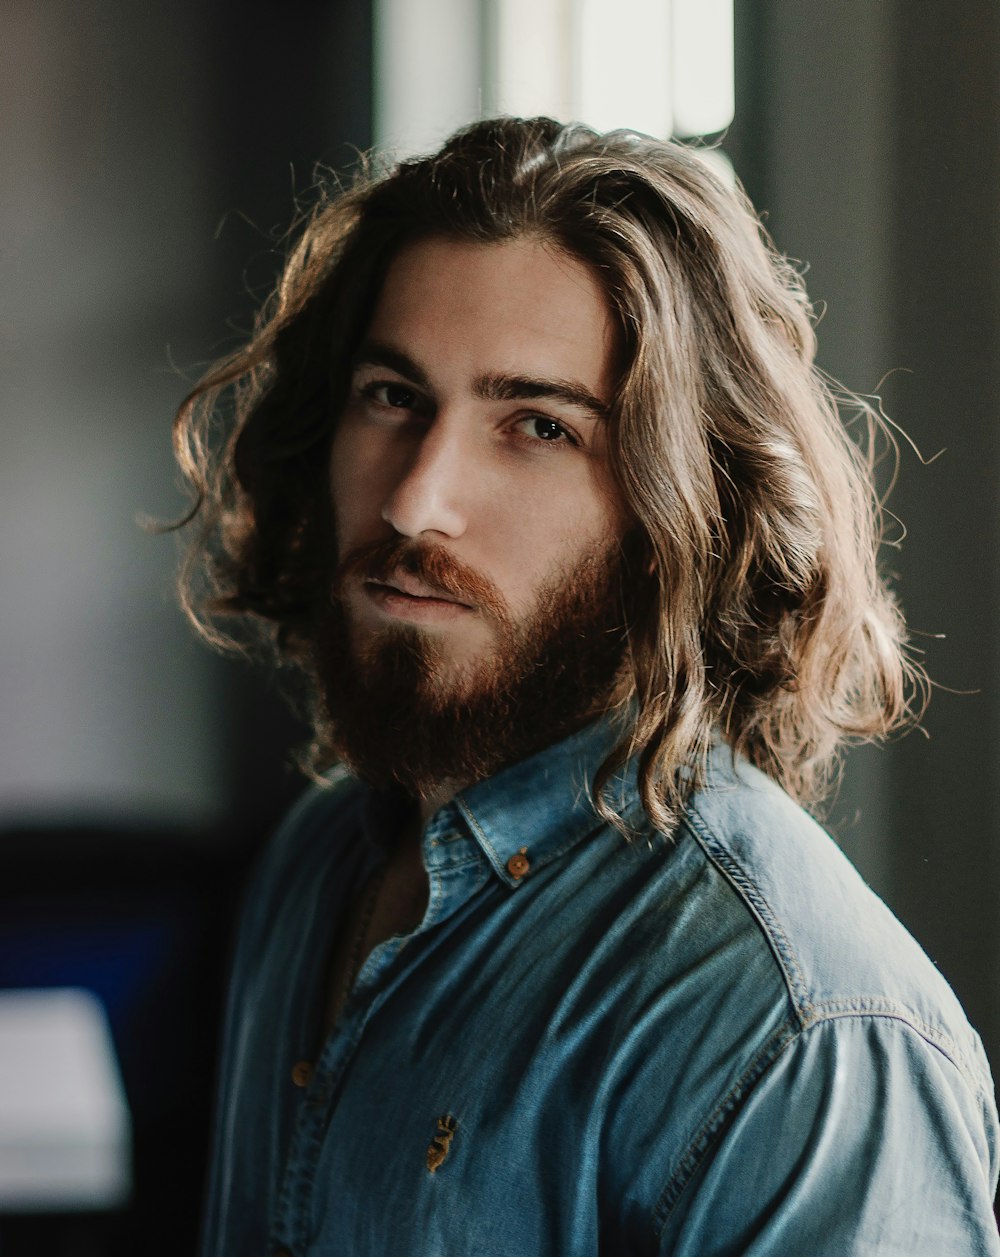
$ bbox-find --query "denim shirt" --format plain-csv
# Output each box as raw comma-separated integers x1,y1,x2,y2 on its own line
201,720,1000,1255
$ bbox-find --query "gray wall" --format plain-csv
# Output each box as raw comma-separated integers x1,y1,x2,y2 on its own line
2,0,371,837
2,1,222,824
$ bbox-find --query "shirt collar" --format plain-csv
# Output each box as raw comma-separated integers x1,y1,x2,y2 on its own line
448,711,643,888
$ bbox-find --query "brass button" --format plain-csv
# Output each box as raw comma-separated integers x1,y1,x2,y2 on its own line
291,1060,314,1088
506,847,530,879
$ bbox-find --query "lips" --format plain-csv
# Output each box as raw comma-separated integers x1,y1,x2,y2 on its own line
336,538,508,623
367,572,474,608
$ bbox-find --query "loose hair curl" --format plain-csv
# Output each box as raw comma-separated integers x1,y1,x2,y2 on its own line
172,116,927,834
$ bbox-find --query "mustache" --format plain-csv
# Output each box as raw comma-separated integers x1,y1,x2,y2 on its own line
334,537,510,624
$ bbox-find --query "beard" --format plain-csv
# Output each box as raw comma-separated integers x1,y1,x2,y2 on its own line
309,533,642,801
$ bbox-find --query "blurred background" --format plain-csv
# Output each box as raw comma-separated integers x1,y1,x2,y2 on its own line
1,0,998,1252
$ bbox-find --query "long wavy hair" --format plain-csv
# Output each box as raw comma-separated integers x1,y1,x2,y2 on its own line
172,115,926,833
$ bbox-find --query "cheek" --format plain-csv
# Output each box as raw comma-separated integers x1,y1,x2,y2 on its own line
488,482,623,616
329,424,384,539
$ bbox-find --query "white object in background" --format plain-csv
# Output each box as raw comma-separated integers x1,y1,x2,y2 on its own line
0,988,131,1210
492,0,572,121
692,145,737,188
374,0,482,157
574,0,673,137
671,0,735,136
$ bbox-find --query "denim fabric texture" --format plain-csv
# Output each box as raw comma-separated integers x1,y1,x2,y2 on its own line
201,718,1000,1255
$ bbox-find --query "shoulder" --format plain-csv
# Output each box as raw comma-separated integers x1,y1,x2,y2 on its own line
235,766,364,949
618,751,1000,1248
652,1001,1000,1252
677,747,991,1098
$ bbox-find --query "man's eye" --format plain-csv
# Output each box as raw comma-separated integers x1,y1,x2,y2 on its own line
368,382,418,409
518,416,578,445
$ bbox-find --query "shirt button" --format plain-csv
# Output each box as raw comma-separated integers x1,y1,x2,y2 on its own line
290,1060,314,1088
507,847,530,879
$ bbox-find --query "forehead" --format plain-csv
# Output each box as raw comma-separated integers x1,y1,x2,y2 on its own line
365,235,620,402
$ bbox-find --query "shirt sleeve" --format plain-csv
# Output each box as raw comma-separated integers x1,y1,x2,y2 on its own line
658,1014,1000,1256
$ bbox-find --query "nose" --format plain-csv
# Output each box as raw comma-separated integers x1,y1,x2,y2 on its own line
380,419,469,540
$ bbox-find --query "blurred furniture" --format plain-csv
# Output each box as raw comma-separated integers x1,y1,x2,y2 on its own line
0,820,251,1257
0,988,131,1212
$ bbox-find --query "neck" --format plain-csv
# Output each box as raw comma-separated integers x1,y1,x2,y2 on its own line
417,778,465,824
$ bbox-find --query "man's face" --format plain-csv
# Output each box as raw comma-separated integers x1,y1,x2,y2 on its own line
322,235,635,797
331,235,626,664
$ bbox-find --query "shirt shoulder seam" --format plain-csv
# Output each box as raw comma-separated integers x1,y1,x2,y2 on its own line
649,1018,799,1230
681,801,987,1093
682,804,811,1020
650,1009,992,1239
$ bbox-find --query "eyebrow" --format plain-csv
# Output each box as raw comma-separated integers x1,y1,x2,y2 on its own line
352,341,610,421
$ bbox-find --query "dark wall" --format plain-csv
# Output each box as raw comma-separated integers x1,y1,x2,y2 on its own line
731,0,1000,1067
196,0,375,841
886,0,1000,1063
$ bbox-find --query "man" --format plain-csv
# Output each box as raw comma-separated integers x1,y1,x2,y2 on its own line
175,117,999,1254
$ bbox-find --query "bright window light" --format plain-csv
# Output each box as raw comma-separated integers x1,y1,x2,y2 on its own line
374,0,482,155
670,0,735,137
374,0,735,155
492,0,572,121
574,0,672,137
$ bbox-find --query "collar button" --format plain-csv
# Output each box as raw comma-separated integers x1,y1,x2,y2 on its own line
506,848,530,880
